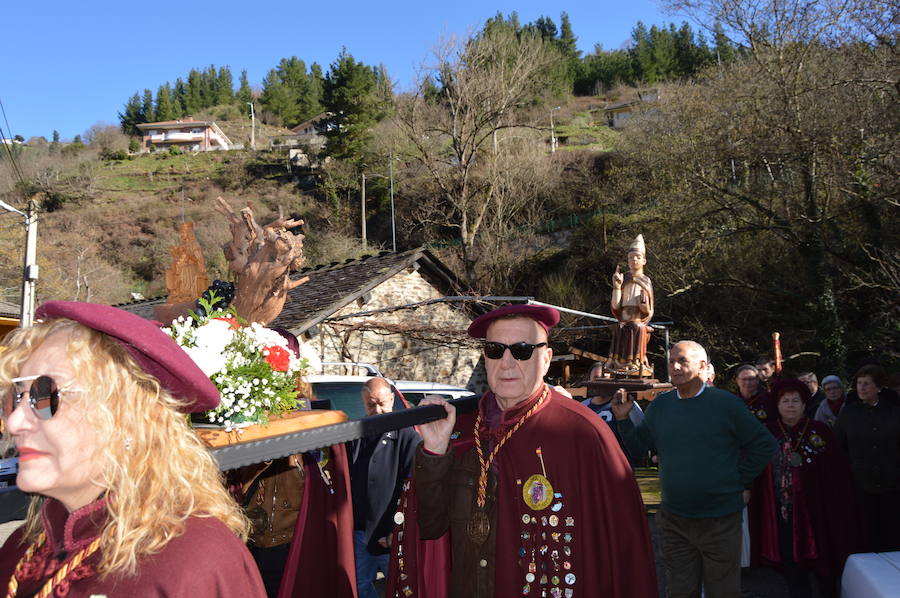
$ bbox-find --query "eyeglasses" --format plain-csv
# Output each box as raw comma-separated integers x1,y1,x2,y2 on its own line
483,341,547,361
3,375,85,420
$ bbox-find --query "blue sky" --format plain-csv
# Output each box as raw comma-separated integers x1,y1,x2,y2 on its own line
3,0,673,141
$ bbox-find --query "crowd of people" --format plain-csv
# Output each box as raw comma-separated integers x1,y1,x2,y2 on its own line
0,299,896,598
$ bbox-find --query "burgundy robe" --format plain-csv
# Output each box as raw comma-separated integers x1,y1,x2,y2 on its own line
399,386,657,597
749,417,869,577
742,390,776,424
0,497,265,597
385,477,450,598
278,443,357,598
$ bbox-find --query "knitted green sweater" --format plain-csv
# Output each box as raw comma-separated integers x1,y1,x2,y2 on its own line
619,385,777,518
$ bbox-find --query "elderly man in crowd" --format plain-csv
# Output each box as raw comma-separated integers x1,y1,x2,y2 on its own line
414,304,657,598
614,341,776,598
798,371,825,418
349,377,420,598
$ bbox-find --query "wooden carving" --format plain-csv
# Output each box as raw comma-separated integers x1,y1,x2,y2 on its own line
164,221,210,303
214,197,309,325
606,234,654,378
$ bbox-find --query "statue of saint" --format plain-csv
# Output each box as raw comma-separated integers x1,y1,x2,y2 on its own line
165,221,210,304
606,234,654,377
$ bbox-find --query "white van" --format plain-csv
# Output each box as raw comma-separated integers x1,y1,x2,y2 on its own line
392,381,476,405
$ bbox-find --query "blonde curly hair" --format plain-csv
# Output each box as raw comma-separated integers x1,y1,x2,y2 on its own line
0,318,249,577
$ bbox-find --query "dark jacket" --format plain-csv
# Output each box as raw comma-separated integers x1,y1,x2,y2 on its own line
834,400,900,493
349,426,420,554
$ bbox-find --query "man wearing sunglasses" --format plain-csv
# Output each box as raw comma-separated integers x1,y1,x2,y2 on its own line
408,304,657,598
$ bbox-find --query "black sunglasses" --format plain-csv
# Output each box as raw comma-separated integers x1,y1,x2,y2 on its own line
483,341,547,361
4,375,83,420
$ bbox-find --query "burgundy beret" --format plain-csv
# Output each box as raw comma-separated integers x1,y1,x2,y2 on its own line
35,301,220,412
771,378,812,404
468,304,560,339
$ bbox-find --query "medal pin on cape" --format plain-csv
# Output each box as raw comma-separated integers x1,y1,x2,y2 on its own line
523,447,554,511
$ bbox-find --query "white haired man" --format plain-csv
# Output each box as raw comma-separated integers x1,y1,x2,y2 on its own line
613,340,776,598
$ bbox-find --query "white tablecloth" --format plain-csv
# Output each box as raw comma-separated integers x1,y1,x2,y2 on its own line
841,552,900,598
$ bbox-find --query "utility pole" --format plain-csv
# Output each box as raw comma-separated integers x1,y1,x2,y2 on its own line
21,198,38,328
247,102,256,150
550,106,561,153
389,156,396,252
0,197,37,327
360,173,367,249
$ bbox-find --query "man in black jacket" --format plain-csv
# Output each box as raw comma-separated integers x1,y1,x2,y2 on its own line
349,378,420,598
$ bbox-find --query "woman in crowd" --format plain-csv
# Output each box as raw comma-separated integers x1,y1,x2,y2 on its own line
734,364,775,422
813,375,846,428
0,301,265,597
834,364,900,552
750,379,866,598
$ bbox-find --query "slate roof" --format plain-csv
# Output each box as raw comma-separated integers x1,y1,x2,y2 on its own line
116,248,470,333
0,300,20,318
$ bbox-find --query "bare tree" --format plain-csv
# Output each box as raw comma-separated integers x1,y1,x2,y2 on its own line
394,27,564,286
609,0,898,367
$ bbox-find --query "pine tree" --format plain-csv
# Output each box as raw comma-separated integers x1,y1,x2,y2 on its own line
305,63,325,117
630,22,657,84
155,84,175,121
236,70,253,105
118,92,143,134
260,69,293,125
321,48,385,161
713,22,736,65
141,89,156,123
50,130,60,152
186,69,203,114
558,12,580,60
217,66,234,104
174,78,188,115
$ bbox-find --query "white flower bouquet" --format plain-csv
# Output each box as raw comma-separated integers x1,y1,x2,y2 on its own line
164,297,314,430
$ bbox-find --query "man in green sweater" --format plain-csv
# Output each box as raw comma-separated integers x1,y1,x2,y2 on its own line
613,340,776,598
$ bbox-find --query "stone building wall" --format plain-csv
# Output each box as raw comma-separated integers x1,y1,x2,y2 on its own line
309,269,487,391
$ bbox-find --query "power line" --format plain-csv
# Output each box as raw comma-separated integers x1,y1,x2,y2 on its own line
0,98,28,188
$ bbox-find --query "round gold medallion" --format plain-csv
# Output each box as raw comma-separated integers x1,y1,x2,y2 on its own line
522,474,554,511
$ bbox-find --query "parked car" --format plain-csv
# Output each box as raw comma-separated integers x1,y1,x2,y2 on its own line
392,381,476,405
0,451,17,489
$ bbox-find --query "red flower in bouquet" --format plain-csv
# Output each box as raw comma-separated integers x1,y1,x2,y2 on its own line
213,316,240,330
263,345,291,372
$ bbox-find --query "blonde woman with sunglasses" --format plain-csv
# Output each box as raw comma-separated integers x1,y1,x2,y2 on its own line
0,301,265,597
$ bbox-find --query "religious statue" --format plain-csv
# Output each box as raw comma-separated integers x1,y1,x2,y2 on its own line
606,234,654,377
164,221,210,304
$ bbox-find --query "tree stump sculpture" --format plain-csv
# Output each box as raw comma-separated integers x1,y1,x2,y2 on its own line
214,197,309,325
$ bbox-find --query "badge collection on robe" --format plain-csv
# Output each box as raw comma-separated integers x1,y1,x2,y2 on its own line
517,447,577,597
392,479,414,597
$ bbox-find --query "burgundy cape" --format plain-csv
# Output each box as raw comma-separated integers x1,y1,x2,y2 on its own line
393,387,657,597
0,497,265,597
385,477,451,598
278,443,357,598
749,417,869,577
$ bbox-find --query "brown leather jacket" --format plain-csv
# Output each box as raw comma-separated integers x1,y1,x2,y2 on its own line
243,455,306,547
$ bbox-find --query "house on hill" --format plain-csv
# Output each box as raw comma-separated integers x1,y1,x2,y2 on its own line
136,118,232,153
118,248,486,389
603,88,660,129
